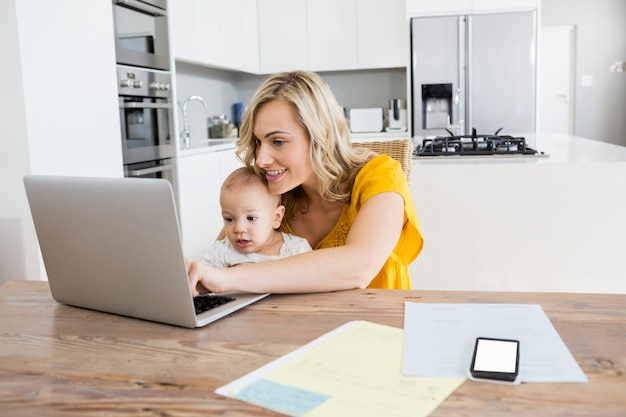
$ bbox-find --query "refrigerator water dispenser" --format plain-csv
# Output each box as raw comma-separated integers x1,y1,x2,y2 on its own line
422,84,453,130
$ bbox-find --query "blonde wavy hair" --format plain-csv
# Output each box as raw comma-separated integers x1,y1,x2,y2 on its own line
236,71,375,221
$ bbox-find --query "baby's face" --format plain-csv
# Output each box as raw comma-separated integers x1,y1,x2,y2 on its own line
220,185,284,255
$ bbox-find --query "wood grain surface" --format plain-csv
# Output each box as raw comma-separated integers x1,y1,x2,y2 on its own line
1,281,625,416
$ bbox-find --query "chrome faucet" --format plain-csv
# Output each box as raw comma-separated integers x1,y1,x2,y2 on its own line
181,95,208,149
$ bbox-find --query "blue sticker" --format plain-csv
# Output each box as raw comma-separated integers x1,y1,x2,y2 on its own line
236,379,330,416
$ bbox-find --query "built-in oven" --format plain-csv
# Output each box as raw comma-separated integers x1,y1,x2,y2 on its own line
117,65,176,182
124,159,174,184
112,0,170,71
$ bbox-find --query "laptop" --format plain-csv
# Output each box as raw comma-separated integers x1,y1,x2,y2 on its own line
23,175,270,328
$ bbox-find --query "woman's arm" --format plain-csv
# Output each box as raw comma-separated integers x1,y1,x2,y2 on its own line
187,192,404,295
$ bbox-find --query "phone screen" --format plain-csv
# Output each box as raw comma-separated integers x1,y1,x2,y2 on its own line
470,337,519,382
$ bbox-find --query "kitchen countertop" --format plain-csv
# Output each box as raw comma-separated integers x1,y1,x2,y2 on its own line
178,131,410,157
179,133,626,165
178,138,239,157
532,133,626,163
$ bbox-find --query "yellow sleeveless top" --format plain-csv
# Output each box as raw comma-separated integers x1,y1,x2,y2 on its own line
280,155,423,289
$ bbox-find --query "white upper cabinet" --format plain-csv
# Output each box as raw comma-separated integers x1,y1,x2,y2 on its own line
191,0,221,65
216,0,259,73
408,0,472,16
472,0,538,12
357,0,407,69
238,0,261,74
307,0,358,72
258,0,308,74
169,0,196,61
170,0,259,73
408,0,537,17
175,0,409,74
259,0,407,74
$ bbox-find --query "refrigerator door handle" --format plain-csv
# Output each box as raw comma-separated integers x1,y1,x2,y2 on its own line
459,15,468,135
458,16,463,97
466,15,472,134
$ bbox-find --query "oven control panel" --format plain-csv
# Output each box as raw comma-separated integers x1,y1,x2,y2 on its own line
117,66,171,98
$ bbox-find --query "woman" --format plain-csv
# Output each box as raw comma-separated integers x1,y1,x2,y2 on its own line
187,71,422,295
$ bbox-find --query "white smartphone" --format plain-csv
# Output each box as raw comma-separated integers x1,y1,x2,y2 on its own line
469,337,520,383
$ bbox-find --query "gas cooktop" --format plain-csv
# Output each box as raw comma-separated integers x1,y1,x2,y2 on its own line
413,129,546,158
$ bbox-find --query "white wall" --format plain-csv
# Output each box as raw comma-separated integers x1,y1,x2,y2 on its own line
0,1,124,283
542,0,626,146
318,69,408,110
175,65,408,145
232,69,407,111
0,1,34,284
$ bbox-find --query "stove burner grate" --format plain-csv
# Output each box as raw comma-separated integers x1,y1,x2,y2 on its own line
414,128,542,157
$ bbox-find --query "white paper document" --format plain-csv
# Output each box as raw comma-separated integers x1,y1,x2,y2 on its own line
402,303,587,383
217,321,464,417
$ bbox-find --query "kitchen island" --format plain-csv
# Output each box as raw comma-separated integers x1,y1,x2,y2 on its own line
410,133,626,294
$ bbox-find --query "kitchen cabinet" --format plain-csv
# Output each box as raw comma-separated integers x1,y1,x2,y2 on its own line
170,0,259,73
177,147,242,260
357,0,408,69
175,0,407,74
237,0,261,74
408,0,537,17
472,0,538,12
189,0,221,65
169,0,197,61
217,0,259,73
177,151,220,261
307,0,358,72
408,0,472,16
218,146,244,183
258,0,308,74
258,0,407,73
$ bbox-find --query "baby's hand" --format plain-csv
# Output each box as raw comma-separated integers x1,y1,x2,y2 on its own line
185,259,207,297
186,259,230,295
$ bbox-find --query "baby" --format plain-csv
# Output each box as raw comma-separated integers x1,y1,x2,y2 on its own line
204,167,311,267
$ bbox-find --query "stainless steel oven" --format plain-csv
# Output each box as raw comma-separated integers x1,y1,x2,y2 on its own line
117,66,175,173
124,159,174,184
112,0,170,71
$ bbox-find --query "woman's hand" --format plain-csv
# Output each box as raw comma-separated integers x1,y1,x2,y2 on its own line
185,259,230,296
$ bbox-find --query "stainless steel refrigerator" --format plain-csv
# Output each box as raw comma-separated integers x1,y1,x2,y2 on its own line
410,11,537,137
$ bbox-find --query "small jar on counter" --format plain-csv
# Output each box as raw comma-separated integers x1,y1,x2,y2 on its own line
209,115,228,138
209,114,238,138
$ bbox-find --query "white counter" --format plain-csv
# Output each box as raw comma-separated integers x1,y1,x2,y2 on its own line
177,131,410,158
178,138,238,157
533,133,626,163
409,134,626,294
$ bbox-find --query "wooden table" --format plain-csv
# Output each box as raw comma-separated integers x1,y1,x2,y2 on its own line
1,280,625,416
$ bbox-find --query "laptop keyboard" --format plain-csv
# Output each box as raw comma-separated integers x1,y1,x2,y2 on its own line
193,294,236,315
